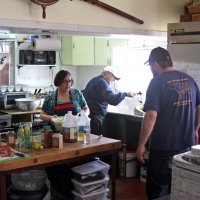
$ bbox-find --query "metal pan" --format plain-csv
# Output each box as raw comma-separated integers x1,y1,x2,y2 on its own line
31,0,59,18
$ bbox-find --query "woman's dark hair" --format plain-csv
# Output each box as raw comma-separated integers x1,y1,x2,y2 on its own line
54,70,73,87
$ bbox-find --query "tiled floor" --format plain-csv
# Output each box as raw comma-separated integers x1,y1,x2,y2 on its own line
115,176,147,200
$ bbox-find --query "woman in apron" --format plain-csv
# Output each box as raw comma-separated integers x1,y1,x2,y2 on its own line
40,70,89,200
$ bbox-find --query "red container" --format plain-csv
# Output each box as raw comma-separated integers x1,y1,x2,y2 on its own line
44,130,53,148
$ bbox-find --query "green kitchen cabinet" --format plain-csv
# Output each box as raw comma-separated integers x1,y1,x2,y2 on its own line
94,38,128,66
61,36,94,65
109,38,128,48
94,38,110,66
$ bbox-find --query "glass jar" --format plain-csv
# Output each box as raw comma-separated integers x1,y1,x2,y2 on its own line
17,122,33,153
7,131,16,147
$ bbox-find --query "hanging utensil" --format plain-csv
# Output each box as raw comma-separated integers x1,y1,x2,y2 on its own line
30,0,59,18
37,89,42,94
34,89,37,95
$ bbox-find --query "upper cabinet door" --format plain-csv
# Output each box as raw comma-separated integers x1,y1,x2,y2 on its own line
109,38,128,48
61,36,94,66
95,38,128,66
94,38,110,66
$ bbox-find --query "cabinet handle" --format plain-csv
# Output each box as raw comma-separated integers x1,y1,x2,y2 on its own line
107,40,109,47
107,58,111,65
73,42,75,49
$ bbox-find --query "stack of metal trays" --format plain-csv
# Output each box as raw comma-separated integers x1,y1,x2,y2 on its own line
171,147,200,200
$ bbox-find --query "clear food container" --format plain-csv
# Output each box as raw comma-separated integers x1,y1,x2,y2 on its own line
72,160,110,182
72,188,109,200
72,176,109,195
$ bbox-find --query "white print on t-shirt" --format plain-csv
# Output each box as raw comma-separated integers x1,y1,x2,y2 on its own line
168,78,192,106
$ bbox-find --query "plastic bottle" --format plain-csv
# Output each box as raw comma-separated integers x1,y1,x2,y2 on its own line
62,111,78,143
77,110,90,144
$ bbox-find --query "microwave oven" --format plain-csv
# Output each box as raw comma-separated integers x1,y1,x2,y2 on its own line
19,50,56,65
0,92,31,109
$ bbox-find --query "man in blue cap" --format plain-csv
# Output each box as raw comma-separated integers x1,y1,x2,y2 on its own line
136,47,200,200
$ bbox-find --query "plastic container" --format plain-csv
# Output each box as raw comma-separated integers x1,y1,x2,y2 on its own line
72,160,110,182
77,110,90,143
62,111,78,143
72,176,109,195
52,133,63,149
119,152,138,177
72,188,109,200
51,116,64,132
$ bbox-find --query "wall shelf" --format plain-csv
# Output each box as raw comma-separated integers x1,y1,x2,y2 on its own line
17,64,56,67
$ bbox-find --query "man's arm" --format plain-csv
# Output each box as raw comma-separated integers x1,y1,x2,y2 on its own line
136,110,157,164
194,105,200,144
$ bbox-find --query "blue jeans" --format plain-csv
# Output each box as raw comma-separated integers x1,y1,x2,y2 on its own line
146,148,190,200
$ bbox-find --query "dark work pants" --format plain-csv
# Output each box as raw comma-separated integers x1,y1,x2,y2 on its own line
89,113,105,136
46,164,73,200
146,148,190,200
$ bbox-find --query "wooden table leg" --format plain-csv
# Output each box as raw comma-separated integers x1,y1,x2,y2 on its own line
111,152,117,200
121,118,127,177
0,174,7,200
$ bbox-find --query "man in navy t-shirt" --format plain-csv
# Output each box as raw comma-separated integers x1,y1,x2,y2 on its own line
136,47,200,200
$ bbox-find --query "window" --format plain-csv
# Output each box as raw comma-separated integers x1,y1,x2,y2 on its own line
111,35,167,98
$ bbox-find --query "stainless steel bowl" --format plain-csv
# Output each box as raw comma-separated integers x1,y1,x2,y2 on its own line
15,98,41,111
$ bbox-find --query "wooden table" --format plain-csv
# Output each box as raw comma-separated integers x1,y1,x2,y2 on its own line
0,134,121,200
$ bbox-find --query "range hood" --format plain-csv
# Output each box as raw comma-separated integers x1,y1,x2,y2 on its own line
168,21,200,44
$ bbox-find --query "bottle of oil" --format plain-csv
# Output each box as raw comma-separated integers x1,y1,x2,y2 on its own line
77,110,90,143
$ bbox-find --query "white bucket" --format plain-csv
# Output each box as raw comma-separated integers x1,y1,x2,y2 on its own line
119,152,138,178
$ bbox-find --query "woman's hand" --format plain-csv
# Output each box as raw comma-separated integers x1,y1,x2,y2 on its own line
83,106,90,116
40,110,57,123
50,115,58,125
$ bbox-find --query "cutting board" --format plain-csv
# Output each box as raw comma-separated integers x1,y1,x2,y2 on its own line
0,154,29,162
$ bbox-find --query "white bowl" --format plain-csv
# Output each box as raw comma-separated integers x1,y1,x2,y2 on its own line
15,98,40,111
7,85,15,92
0,85,8,92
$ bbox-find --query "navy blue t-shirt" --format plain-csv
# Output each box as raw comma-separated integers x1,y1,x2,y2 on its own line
144,70,200,150
84,75,127,115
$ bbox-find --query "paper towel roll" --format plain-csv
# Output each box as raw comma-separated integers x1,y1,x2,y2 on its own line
32,38,61,51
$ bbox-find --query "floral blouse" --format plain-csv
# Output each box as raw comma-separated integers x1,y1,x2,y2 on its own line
42,88,87,115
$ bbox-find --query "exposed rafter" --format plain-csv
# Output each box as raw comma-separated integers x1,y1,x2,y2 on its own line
81,0,144,24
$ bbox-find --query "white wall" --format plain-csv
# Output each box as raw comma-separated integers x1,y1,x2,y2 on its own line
76,66,105,90
0,0,186,33
0,0,187,91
